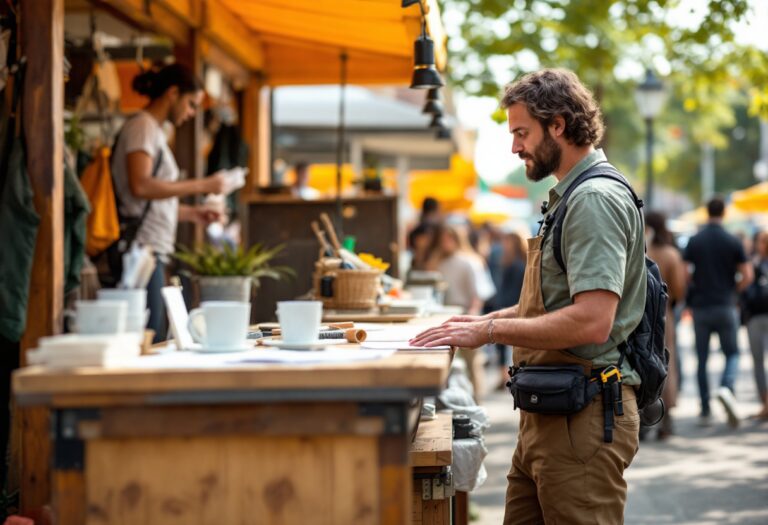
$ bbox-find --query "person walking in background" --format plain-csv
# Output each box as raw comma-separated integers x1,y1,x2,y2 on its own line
291,161,320,199
406,222,435,273
645,211,686,438
742,229,768,420
683,197,753,427
112,63,240,342
419,196,442,225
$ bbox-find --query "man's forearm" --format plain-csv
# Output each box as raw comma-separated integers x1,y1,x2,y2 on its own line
489,305,519,320
492,303,608,350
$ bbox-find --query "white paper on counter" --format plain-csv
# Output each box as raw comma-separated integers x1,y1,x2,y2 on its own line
124,347,397,368
360,341,450,351
363,326,428,342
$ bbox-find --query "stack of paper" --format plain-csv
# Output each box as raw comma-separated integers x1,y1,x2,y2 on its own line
27,333,142,368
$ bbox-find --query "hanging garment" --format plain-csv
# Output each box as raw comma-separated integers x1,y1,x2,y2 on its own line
81,146,120,257
64,162,91,293
0,137,40,342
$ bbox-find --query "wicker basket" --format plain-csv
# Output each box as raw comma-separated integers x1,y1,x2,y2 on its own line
332,269,381,309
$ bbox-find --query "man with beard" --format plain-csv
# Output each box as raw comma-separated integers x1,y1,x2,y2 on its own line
411,69,645,524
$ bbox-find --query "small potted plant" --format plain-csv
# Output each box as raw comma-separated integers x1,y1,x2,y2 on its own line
173,242,294,302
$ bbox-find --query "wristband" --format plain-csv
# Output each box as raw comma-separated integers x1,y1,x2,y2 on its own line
487,319,496,345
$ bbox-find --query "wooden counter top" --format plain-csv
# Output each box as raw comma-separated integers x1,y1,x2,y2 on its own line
13,349,450,406
410,412,453,467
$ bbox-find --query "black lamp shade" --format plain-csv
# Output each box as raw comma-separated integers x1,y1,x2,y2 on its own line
422,99,444,114
411,67,444,89
414,35,436,67
429,114,446,129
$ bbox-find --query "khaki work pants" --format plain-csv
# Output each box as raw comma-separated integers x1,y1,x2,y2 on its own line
504,386,640,525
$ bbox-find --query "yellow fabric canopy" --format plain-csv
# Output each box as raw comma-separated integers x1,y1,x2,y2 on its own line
216,0,446,85
732,181,768,213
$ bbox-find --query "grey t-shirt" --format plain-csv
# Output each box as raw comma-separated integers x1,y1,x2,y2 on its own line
112,111,179,255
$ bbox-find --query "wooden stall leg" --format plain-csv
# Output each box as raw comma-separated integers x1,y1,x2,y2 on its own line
18,0,65,520
379,434,411,524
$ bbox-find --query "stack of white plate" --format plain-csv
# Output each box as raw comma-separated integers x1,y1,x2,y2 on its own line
27,333,142,369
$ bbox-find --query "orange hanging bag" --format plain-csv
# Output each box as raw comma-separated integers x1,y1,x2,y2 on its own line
81,146,120,257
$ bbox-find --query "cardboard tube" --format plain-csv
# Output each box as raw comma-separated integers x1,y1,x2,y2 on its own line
345,328,367,343
328,322,354,329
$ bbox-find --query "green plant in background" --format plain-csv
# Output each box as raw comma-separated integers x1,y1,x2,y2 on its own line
173,243,295,287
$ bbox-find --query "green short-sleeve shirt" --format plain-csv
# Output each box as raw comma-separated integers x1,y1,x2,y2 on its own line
540,149,646,385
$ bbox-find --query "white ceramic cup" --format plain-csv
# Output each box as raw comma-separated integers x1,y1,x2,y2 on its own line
187,301,250,350
407,285,434,302
69,300,128,334
97,289,147,317
98,289,148,333
276,301,322,344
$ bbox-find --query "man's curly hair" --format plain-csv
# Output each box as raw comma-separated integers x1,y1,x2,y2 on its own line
501,69,604,147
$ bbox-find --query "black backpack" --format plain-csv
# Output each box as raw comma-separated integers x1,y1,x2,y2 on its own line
541,162,669,410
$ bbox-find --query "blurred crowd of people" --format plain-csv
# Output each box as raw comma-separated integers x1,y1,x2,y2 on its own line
408,195,768,436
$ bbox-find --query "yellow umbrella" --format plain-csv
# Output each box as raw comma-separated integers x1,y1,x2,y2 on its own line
677,204,749,225
731,182,768,213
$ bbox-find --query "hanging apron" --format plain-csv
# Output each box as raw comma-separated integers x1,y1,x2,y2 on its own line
512,235,593,373
504,235,640,525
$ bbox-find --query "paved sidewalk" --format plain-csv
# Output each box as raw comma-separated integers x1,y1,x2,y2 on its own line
471,318,768,524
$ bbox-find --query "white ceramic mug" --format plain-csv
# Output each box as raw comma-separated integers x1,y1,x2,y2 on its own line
276,301,322,344
97,289,148,333
407,285,434,302
67,300,128,334
187,301,250,350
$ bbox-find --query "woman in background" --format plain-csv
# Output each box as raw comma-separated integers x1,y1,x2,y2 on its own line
645,211,686,438
112,63,234,341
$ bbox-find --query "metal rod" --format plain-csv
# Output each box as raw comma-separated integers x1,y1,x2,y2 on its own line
335,51,348,237
645,117,654,209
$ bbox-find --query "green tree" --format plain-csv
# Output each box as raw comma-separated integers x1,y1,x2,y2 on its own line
443,0,768,200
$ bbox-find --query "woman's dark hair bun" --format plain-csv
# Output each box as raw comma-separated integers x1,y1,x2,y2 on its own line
132,69,160,97
131,63,203,101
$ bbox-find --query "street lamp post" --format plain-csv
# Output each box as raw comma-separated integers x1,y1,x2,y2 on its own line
634,69,668,209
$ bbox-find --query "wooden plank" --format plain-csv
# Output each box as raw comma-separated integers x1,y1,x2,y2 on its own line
240,74,265,194
91,404,384,438
85,435,379,524
379,435,411,525
19,0,65,517
410,413,452,468
52,470,86,525
453,491,469,525
201,0,264,71
156,0,201,27
13,352,450,401
173,29,205,247
90,0,191,45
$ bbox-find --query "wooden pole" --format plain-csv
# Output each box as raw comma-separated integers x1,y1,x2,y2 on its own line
19,0,65,519
174,29,205,246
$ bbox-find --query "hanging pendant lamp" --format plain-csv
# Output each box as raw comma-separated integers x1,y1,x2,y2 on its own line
422,88,443,114
410,19,443,89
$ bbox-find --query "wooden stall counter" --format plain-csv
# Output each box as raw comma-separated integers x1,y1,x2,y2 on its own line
13,348,451,525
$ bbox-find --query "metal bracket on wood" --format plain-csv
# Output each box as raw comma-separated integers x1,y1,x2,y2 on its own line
358,402,407,434
52,408,100,470
416,466,454,500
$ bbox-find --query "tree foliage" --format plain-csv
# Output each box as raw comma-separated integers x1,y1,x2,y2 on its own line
443,0,768,200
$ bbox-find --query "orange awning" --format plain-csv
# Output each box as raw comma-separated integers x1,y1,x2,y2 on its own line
214,0,446,85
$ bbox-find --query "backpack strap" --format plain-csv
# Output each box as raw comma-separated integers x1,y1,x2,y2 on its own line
112,115,165,243
544,161,644,274
132,147,164,233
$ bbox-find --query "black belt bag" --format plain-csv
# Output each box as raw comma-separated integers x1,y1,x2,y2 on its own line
507,364,601,415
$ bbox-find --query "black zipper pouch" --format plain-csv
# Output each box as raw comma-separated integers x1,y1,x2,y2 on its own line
507,364,598,415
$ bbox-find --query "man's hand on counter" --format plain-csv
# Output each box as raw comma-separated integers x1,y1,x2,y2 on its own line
409,320,488,349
